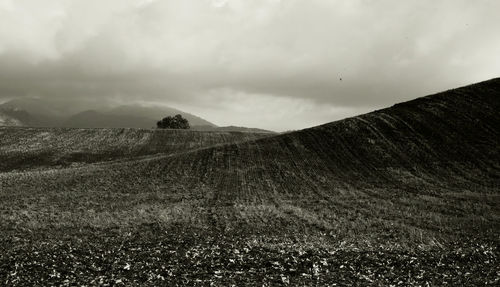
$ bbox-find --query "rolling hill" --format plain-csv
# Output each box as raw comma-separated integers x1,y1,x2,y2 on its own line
1,78,499,285
0,127,270,172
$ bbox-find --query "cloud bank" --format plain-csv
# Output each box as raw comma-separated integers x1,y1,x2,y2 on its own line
1,0,499,130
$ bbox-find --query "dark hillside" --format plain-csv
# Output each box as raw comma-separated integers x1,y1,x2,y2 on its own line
127,77,500,194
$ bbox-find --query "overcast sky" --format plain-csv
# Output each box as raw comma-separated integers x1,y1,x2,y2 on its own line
1,0,499,131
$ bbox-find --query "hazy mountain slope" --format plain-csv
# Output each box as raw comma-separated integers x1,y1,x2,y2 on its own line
0,127,269,171
0,99,216,128
62,110,156,128
1,98,274,131
0,98,75,117
0,98,72,126
106,105,216,127
0,110,23,126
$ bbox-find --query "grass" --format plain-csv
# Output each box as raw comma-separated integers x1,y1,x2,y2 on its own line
1,78,500,285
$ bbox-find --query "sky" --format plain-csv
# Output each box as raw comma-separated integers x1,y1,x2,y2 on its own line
0,0,499,131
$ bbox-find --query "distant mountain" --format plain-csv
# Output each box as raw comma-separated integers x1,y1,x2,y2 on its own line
62,110,155,128
0,98,276,131
104,105,216,128
0,106,41,126
0,98,72,127
0,99,216,129
0,98,74,117
0,109,22,126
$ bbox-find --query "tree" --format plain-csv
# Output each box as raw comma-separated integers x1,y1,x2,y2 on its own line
156,114,190,129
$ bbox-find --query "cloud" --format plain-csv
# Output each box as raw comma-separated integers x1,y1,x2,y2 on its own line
0,0,499,130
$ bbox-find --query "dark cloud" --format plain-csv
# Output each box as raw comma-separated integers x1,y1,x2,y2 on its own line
0,0,499,130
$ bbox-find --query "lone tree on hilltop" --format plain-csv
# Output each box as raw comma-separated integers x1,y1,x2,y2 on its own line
157,114,190,129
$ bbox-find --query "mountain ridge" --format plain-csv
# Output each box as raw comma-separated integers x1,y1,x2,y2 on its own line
0,98,215,128
0,98,277,132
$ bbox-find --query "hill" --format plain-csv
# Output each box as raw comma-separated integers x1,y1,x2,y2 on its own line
1,78,499,285
0,127,270,172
